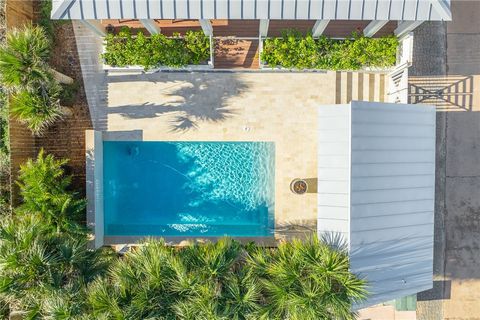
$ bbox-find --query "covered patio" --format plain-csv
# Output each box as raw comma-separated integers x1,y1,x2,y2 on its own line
52,0,452,69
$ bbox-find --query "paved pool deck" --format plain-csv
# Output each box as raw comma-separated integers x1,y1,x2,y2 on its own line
104,71,337,234
74,20,340,238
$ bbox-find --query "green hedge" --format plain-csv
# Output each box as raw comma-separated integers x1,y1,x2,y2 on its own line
261,30,398,70
103,28,210,69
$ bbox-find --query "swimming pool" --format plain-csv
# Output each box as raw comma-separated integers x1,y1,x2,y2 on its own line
103,141,275,237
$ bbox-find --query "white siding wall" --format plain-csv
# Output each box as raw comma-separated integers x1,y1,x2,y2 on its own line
349,101,436,308
317,105,351,243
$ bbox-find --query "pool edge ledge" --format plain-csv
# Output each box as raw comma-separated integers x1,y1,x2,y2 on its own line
86,130,105,249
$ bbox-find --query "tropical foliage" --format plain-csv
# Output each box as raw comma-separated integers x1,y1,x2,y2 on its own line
0,24,51,90
103,27,210,69
0,89,9,212
16,149,86,233
0,214,112,319
0,25,64,135
9,81,63,135
88,237,366,320
1,151,367,319
0,151,112,319
261,29,398,70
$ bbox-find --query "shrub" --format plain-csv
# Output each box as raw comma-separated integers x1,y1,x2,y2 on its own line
0,24,65,135
103,27,210,69
0,150,112,318
9,82,63,135
16,149,85,233
0,213,112,318
0,24,51,90
261,29,398,70
87,237,367,319
0,90,10,213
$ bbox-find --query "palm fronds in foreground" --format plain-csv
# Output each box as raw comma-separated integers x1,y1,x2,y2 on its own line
88,237,367,320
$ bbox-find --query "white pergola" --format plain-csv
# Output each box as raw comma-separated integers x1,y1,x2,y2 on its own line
52,0,451,38
317,101,436,308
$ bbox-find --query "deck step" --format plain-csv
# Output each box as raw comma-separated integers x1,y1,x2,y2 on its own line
335,71,387,104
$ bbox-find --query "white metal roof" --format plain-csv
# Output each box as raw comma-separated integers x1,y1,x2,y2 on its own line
51,0,451,21
317,101,436,308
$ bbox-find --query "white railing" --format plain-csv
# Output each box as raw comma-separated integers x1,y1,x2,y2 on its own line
386,33,414,104
387,62,409,103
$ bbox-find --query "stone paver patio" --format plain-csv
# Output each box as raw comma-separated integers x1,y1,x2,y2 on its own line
106,71,336,234
74,20,340,236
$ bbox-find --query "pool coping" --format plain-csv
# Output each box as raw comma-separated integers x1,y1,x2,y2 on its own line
104,236,277,247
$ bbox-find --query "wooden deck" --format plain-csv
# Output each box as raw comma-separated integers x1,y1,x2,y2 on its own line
214,39,259,69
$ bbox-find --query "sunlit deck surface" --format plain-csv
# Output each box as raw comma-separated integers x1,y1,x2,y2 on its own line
101,71,336,233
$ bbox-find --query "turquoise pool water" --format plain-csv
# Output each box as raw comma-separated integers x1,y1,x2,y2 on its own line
103,141,275,237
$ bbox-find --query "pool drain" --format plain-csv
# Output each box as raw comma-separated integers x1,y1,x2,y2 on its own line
290,179,308,195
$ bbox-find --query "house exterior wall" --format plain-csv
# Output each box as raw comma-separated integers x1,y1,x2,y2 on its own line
349,101,436,309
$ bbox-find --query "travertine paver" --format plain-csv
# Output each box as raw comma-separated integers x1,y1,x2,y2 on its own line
106,71,336,233
73,20,340,238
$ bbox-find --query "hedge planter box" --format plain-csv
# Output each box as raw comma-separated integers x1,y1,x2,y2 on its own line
259,31,399,72
102,28,212,72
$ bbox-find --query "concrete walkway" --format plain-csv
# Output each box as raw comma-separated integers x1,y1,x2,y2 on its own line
411,1,480,319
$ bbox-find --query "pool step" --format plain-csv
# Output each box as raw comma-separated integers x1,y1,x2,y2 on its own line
335,71,387,104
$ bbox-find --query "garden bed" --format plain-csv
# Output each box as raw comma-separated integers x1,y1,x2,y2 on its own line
260,30,399,71
102,28,212,71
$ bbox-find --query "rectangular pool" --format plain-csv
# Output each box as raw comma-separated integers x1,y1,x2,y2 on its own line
103,141,275,237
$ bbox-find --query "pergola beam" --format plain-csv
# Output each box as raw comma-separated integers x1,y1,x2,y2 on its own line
312,20,330,37
395,21,424,38
199,19,213,36
259,19,269,37
363,20,389,37
139,19,161,34
79,20,106,37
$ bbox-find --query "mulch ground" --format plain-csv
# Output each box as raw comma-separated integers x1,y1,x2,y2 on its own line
35,22,93,196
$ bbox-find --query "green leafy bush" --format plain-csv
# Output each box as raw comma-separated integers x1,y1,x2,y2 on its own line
261,29,398,70
0,24,51,90
9,82,63,135
16,149,86,233
87,237,366,319
2,151,368,319
0,214,112,319
0,151,112,319
0,25,65,135
0,90,9,213
103,27,210,69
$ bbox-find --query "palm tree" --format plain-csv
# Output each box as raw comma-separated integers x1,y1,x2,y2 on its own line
16,149,86,233
0,24,74,135
86,237,367,319
0,213,112,319
246,236,367,320
9,81,63,135
0,24,72,91
0,24,51,91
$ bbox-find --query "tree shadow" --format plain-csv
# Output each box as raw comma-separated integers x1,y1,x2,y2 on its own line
106,72,247,132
